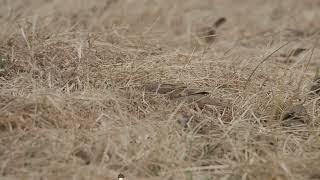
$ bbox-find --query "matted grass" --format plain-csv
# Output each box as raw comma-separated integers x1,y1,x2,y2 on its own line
1,0,320,179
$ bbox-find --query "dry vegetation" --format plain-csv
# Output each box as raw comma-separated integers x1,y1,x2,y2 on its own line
1,0,320,179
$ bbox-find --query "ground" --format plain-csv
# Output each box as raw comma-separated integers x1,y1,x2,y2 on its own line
1,0,320,180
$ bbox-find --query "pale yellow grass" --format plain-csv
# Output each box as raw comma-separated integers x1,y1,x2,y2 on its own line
0,0,320,180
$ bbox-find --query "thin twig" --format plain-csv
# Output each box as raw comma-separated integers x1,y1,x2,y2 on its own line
295,47,315,93
244,42,290,88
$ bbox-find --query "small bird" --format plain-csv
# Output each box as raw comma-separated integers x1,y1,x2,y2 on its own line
280,104,309,127
198,17,227,43
118,173,125,180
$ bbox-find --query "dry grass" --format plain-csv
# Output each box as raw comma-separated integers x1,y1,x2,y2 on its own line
1,0,320,179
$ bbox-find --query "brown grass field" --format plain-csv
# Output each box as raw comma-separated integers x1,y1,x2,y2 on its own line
1,0,320,179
